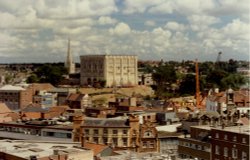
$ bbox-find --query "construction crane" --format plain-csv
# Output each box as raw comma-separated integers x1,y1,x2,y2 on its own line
195,59,204,110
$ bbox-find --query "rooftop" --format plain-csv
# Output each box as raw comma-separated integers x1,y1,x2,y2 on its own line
212,125,250,135
0,140,91,159
0,85,25,91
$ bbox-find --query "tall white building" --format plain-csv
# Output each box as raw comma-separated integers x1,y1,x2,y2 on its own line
80,55,138,87
65,39,75,74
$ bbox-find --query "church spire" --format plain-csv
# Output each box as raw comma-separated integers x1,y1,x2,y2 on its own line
65,38,75,74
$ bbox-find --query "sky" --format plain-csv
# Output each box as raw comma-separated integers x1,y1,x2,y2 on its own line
0,0,249,63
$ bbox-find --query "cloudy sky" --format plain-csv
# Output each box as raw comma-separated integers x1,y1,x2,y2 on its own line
0,0,249,63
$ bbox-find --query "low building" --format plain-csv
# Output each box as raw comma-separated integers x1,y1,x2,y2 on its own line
0,120,73,142
211,125,249,160
178,125,211,160
0,140,93,160
66,93,91,110
33,90,57,108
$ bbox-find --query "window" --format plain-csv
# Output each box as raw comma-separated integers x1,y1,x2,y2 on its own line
113,138,118,147
94,129,98,135
215,133,219,138
103,129,108,134
149,141,154,148
233,136,237,142
224,147,228,157
232,148,238,158
215,145,220,155
123,138,127,146
85,129,89,135
123,130,127,135
144,131,153,137
103,138,108,144
242,151,247,160
142,142,147,148
224,134,228,140
113,130,118,135
242,138,246,143
93,137,98,144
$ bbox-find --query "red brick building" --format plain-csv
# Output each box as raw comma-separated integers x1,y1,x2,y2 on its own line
211,125,249,160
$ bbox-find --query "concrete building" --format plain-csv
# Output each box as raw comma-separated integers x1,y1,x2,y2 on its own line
0,140,93,160
80,55,138,87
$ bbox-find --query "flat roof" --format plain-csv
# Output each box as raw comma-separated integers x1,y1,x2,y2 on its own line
212,125,250,135
0,140,90,159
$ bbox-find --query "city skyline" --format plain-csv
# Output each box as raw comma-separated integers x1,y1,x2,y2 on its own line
0,0,249,63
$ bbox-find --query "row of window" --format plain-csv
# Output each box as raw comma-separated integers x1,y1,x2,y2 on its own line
215,133,247,143
85,129,128,135
86,137,128,147
215,145,247,159
179,141,210,152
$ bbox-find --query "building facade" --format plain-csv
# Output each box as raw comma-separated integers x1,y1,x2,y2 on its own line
73,115,158,152
211,125,249,160
80,55,138,87
178,126,211,160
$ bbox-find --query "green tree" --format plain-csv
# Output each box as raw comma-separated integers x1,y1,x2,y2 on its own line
152,64,177,98
26,74,39,83
221,74,246,90
27,64,67,86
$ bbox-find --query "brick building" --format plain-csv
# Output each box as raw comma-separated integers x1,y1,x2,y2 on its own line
73,115,158,152
0,83,54,110
178,125,211,160
211,125,249,160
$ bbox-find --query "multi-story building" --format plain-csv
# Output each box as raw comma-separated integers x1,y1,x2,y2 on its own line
80,55,138,87
211,125,249,160
0,83,54,110
73,115,158,152
178,125,211,160
0,85,30,110
33,90,57,108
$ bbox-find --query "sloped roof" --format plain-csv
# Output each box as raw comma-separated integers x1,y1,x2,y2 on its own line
0,103,12,113
84,142,110,156
67,93,88,101
22,105,49,113
83,117,129,128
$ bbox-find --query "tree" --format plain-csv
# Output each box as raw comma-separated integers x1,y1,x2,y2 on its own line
27,64,67,86
26,74,39,83
206,69,228,88
152,64,177,98
221,74,246,90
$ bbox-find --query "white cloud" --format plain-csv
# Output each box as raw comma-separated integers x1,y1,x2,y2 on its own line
110,22,131,36
187,15,220,31
98,16,117,25
165,21,186,31
144,20,156,27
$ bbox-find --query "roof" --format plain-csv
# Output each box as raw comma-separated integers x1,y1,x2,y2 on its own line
156,123,182,132
83,117,129,128
236,117,249,125
0,85,25,91
84,142,110,156
22,105,49,113
0,140,92,159
0,103,12,113
212,125,250,135
67,93,88,101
